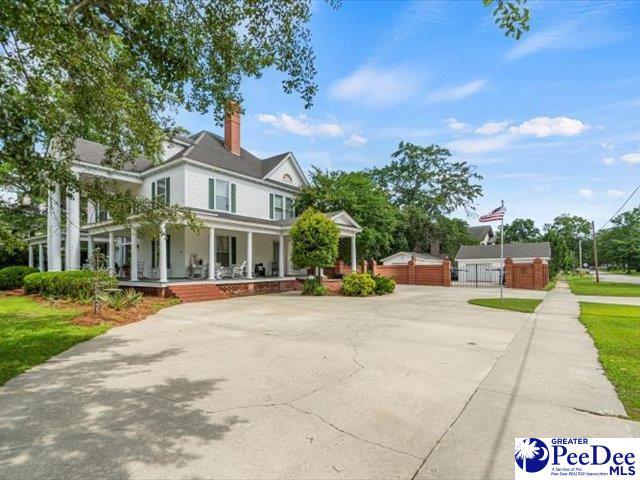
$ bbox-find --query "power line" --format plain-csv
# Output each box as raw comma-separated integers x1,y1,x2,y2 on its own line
598,182,640,231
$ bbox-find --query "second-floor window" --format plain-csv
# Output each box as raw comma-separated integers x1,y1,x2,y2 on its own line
208,177,236,213
270,194,295,220
152,177,170,205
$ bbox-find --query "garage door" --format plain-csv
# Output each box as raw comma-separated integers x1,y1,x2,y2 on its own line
453,263,503,287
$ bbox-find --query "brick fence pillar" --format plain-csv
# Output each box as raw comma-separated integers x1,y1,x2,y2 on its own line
361,259,367,274
533,257,543,290
504,258,514,289
408,259,416,284
442,258,451,286
369,258,377,276
335,259,345,276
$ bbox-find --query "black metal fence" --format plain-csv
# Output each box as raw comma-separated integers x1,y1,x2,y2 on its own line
452,264,504,287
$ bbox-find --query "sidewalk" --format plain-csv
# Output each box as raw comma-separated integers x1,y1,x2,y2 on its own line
416,282,640,480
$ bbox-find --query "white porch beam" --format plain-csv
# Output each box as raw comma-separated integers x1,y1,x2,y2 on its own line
208,227,216,280
47,183,62,271
130,227,138,281
38,244,45,272
351,236,357,272
278,234,284,277
246,231,253,279
108,231,115,271
65,188,81,270
28,244,34,268
159,223,168,282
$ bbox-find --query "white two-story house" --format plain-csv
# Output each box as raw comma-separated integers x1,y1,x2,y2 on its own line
27,109,361,292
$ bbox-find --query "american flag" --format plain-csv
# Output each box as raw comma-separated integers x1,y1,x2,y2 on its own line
479,204,506,223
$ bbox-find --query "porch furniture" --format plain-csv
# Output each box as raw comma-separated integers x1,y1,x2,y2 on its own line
148,267,159,279
232,261,247,278
189,264,205,279
216,263,231,279
270,261,279,276
254,263,265,277
137,261,145,279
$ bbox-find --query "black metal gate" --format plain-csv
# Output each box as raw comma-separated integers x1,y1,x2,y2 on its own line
452,263,504,287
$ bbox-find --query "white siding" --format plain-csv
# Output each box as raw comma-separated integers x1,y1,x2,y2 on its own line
266,157,305,188
183,163,296,220
137,227,186,278
140,166,186,205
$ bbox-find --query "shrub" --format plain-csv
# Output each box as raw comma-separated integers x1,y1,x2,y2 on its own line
101,289,143,311
23,270,117,299
302,277,329,296
372,275,396,295
0,266,39,290
341,272,375,297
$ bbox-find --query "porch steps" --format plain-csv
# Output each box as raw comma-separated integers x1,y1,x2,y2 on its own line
166,284,229,303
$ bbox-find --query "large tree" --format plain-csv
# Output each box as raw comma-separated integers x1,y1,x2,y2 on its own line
543,214,590,269
497,218,541,243
598,207,640,272
370,142,483,253
296,168,398,262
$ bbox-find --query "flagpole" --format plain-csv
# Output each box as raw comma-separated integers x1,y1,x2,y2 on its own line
500,200,504,301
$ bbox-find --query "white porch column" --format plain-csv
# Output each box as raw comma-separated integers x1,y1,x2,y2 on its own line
108,231,115,271
28,244,34,268
208,226,216,280
159,223,168,282
47,183,62,271
246,231,253,279
278,234,284,277
65,188,81,270
130,227,138,281
86,200,96,224
351,236,357,272
38,244,45,272
87,235,94,261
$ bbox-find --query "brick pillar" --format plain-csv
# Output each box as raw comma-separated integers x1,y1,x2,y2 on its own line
370,258,377,276
408,259,416,285
504,258,513,289
361,259,367,274
335,259,345,276
533,257,543,290
442,258,451,287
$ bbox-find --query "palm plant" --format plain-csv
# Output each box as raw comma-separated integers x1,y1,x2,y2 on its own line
515,438,540,472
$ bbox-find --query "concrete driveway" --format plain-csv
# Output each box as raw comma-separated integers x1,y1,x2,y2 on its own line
0,285,637,479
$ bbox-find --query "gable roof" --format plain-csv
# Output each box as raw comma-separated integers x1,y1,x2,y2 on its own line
73,131,307,186
455,242,551,260
382,251,445,262
277,210,362,231
468,225,493,241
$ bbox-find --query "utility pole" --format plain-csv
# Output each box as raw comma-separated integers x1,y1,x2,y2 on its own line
578,239,583,272
592,220,600,283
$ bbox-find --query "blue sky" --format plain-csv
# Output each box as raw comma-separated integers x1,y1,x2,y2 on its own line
177,0,640,228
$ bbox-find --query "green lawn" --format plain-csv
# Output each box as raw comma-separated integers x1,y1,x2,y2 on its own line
468,298,542,313
579,302,640,421
544,279,557,291
0,296,109,385
567,275,640,297
603,270,640,276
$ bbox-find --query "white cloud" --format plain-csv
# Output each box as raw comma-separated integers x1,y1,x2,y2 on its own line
256,113,344,138
508,116,589,138
606,189,625,197
621,151,640,164
446,134,512,155
601,140,614,150
445,118,468,131
345,133,367,146
330,65,420,107
603,156,614,166
475,121,511,135
426,79,486,103
578,188,594,198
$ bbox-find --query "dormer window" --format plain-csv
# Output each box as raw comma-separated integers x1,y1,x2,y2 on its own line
282,173,292,183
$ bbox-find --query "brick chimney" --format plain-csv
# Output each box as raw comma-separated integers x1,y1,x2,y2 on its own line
224,103,241,155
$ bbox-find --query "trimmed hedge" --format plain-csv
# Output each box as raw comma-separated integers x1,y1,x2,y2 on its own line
23,270,117,299
0,266,39,290
372,275,396,295
341,272,376,297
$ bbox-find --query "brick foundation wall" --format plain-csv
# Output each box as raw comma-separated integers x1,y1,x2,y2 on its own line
504,257,549,290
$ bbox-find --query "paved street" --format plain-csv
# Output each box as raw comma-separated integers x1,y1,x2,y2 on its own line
0,285,636,479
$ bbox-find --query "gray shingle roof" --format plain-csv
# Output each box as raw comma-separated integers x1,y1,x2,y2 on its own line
455,242,551,260
73,131,301,185
468,225,493,241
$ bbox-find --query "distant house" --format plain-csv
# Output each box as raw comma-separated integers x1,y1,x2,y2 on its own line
454,242,551,283
381,251,445,265
467,225,495,245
